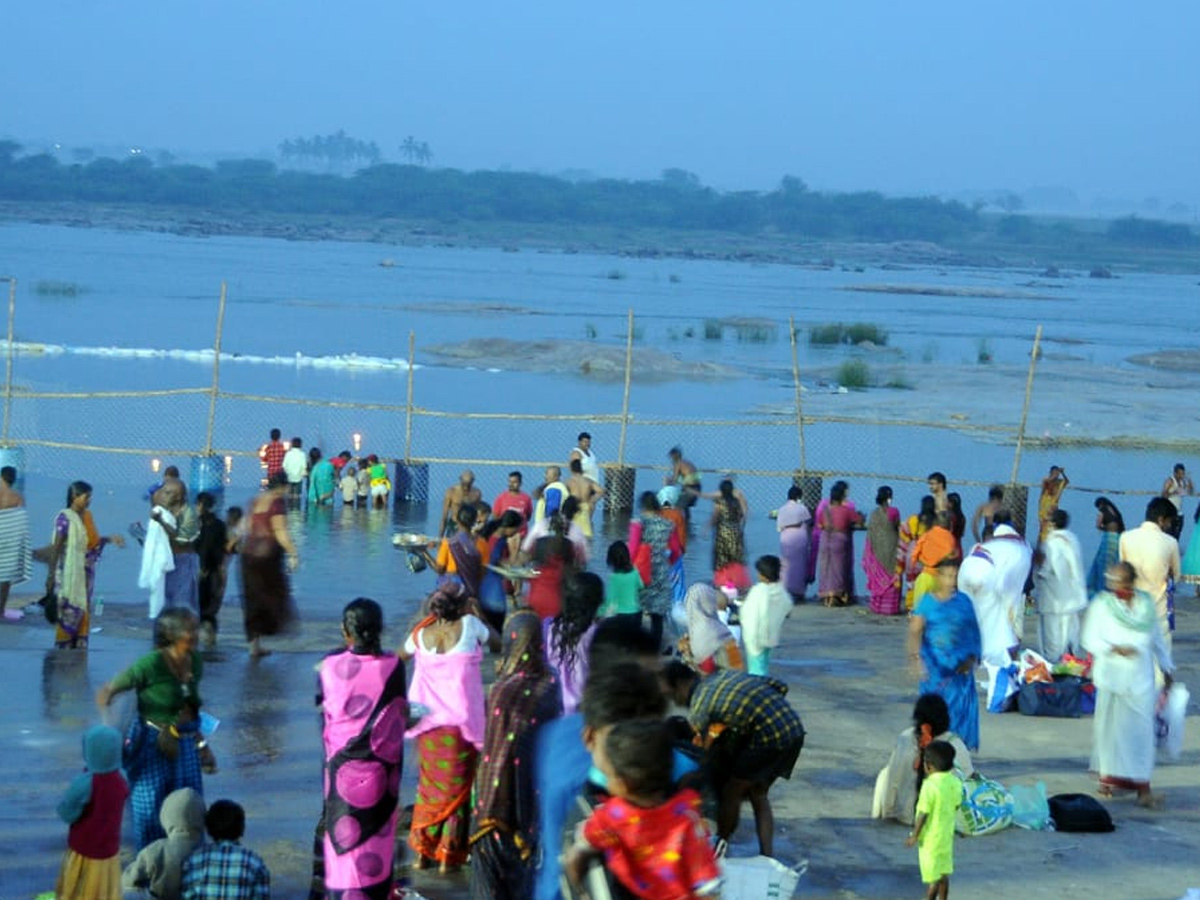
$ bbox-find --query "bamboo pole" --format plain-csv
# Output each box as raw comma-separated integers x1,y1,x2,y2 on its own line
203,282,228,455
2,277,15,445
404,331,415,462
617,309,634,466
788,316,807,471
1009,324,1043,485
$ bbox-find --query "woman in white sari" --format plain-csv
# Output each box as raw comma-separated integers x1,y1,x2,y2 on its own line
1081,561,1174,807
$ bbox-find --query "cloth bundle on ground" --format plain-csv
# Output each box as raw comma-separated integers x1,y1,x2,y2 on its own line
1047,793,1114,833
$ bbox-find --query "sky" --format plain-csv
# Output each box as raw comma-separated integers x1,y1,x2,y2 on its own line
4,2,1199,205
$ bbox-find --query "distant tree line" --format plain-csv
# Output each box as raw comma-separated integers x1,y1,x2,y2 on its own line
0,139,1194,249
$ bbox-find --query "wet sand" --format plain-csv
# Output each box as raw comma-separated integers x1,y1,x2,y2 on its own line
1,584,1196,900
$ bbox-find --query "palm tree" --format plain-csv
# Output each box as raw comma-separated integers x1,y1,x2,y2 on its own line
401,136,419,164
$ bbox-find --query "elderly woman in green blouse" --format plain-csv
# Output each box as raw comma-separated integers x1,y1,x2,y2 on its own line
96,608,211,849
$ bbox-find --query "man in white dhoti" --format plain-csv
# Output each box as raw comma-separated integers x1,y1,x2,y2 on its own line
1034,509,1088,661
958,534,1011,668
984,516,1033,648
1119,497,1180,652
1081,561,1174,807
0,466,30,620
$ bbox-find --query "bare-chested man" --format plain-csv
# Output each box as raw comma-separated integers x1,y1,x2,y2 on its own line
927,471,949,515
566,458,605,537
0,466,29,620
666,446,702,512
971,484,1005,544
440,470,482,537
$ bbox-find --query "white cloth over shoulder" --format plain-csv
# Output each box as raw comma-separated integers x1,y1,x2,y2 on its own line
138,506,176,619
959,543,1012,668
988,526,1033,643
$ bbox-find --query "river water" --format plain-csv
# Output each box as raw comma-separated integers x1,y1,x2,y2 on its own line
1,221,1198,609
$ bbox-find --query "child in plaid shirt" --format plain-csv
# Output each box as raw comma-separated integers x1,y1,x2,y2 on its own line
181,799,270,900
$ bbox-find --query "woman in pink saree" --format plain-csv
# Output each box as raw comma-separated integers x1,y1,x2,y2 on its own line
317,598,408,900
863,486,902,615
401,583,500,872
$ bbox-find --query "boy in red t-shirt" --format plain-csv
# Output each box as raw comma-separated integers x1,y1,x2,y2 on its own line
565,719,721,900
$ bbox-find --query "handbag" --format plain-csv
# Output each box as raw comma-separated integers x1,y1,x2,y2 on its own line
1018,675,1085,718
41,590,58,625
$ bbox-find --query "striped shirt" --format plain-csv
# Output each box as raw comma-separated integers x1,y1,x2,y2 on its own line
688,669,805,752
181,841,270,900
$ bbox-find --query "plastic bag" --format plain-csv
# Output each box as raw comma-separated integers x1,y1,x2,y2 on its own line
1156,682,1189,761
1019,648,1053,684
1009,782,1052,830
721,855,807,900
985,662,1020,713
956,772,1013,836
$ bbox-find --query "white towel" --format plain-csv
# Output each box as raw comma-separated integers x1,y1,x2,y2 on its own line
138,506,176,619
0,506,31,584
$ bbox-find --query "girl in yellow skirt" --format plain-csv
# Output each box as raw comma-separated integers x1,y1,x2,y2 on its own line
55,725,129,900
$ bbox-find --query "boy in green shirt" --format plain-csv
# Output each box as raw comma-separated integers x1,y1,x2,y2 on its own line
905,740,961,900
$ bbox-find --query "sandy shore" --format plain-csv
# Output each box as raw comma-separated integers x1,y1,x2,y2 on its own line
1,580,1196,900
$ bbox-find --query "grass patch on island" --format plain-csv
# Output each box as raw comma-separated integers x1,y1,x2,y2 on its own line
808,322,888,346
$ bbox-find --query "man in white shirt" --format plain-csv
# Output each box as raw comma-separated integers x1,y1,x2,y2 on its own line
1120,497,1181,649
282,437,307,501
1033,509,1087,661
1161,462,1193,539
569,432,601,485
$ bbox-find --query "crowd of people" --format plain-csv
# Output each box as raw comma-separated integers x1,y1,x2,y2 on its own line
16,437,1195,899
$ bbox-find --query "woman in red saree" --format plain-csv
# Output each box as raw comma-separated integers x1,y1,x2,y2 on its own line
817,481,862,607
863,486,902,615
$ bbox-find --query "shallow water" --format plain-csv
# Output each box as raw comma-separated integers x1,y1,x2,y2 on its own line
2,221,1199,616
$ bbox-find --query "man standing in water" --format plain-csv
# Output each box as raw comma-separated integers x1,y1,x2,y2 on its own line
566,458,605,537
666,446,702,512
569,432,602,485
439,470,482,536
493,470,533,529
282,437,307,502
261,428,286,481
0,466,30,621
533,465,568,525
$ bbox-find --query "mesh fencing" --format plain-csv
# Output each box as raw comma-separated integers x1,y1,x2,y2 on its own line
0,312,1182,531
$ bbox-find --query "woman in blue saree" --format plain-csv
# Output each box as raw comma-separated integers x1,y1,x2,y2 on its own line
1087,497,1124,596
907,556,982,750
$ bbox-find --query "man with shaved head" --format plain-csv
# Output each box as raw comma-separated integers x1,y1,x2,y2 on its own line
440,469,482,537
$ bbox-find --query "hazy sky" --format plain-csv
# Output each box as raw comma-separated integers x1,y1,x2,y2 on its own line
5,2,1198,201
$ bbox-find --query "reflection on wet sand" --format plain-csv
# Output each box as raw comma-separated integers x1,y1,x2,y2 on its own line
41,650,94,728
